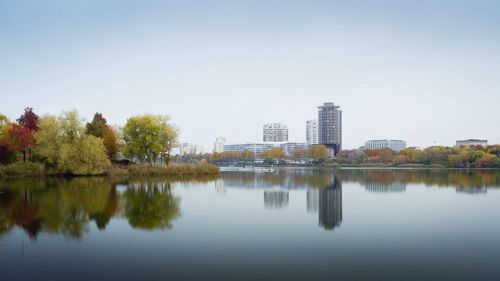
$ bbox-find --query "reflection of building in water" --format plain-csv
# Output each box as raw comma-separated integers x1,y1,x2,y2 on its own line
264,190,289,209
318,177,342,230
307,189,319,212
456,187,487,194
365,182,406,193
215,179,226,195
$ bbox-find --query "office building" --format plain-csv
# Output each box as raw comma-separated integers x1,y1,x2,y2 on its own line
306,119,318,145
214,136,226,153
318,102,342,156
180,143,204,155
364,139,407,152
263,123,288,142
456,139,488,147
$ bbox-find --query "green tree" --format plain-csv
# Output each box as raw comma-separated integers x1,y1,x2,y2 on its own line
33,111,110,175
85,113,108,138
122,114,176,165
124,183,180,230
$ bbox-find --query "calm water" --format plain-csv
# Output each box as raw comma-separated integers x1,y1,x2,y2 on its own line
1,168,500,281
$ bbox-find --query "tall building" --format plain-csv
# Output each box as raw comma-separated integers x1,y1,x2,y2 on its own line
306,119,318,145
263,123,288,142
213,136,226,153
456,139,488,147
364,139,406,152
318,102,342,156
318,177,342,230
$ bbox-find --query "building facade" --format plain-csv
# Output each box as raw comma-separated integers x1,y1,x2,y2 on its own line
364,139,406,152
280,142,307,157
213,136,226,153
306,119,318,146
263,123,288,142
318,102,342,156
456,139,488,147
224,143,275,158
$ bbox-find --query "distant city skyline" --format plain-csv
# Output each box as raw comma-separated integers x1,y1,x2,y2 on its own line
2,0,499,150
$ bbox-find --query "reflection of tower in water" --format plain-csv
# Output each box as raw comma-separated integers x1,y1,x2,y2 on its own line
264,190,289,209
318,177,342,230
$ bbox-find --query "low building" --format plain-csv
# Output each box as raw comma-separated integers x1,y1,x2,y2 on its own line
364,139,406,152
179,143,204,155
279,142,307,157
456,139,488,147
223,142,275,158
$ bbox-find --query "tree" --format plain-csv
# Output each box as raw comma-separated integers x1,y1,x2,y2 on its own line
8,124,33,162
33,115,61,167
85,113,108,138
122,114,174,165
16,107,39,132
309,145,330,162
263,147,285,160
0,114,11,138
33,111,110,175
102,126,119,160
158,120,178,166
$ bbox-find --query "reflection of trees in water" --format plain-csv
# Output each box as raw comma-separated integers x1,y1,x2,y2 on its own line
0,177,191,239
337,169,500,189
124,181,180,230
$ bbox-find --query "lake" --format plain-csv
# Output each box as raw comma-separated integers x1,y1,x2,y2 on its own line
1,168,500,281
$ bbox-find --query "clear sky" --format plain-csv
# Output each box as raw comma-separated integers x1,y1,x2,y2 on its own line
1,0,499,150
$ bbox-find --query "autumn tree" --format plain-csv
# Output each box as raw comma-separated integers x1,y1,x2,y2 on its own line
8,124,33,162
102,126,119,160
309,145,330,163
16,107,39,132
263,147,285,161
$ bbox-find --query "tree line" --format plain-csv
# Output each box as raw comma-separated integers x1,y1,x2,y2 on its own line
337,146,500,168
0,107,179,175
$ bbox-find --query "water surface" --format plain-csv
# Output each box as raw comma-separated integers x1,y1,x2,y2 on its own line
1,168,500,281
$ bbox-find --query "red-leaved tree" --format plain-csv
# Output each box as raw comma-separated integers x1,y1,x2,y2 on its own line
8,124,33,162
17,107,39,132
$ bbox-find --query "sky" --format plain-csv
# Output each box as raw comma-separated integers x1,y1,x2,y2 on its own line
1,0,499,151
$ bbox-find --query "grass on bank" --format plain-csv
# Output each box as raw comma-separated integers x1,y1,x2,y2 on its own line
0,161,219,178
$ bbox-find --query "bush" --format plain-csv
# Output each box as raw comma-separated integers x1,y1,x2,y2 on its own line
0,140,16,164
1,162,45,177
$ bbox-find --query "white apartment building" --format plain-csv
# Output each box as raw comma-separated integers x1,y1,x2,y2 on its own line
263,123,288,142
306,119,318,145
364,139,406,152
214,136,226,153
